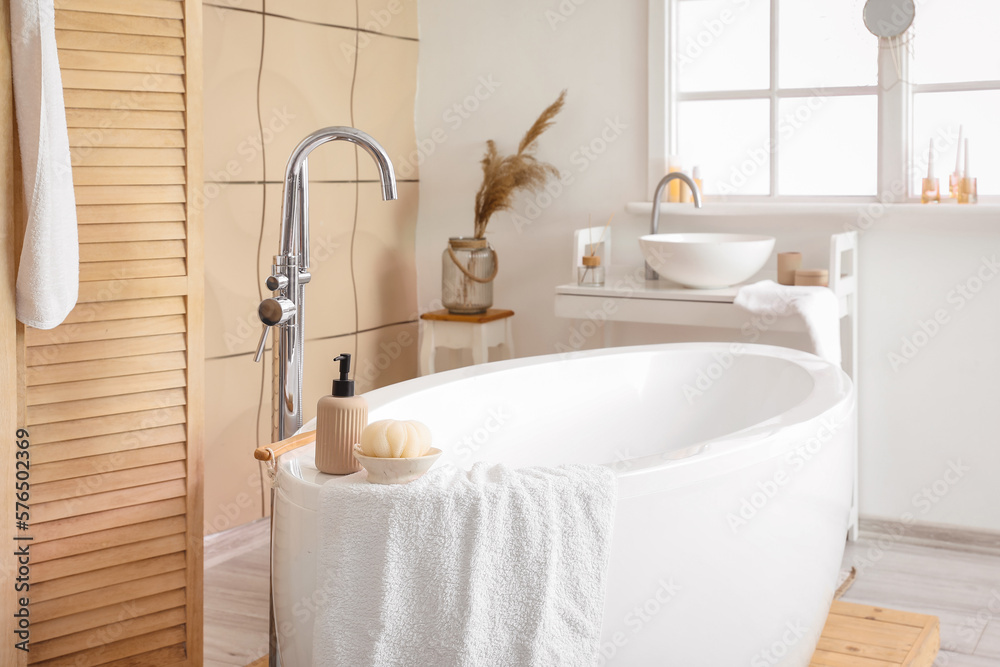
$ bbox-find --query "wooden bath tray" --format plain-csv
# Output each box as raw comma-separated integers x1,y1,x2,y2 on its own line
810,600,940,666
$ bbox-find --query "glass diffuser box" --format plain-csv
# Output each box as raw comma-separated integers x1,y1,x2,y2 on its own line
573,225,613,285
578,255,605,286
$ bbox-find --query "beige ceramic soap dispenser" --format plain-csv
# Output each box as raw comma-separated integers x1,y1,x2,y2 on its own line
315,353,367,474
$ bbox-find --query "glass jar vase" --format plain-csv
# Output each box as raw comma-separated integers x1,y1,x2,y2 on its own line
442,237,497,314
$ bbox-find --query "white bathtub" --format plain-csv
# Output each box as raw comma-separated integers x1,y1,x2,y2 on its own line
271,343,855,666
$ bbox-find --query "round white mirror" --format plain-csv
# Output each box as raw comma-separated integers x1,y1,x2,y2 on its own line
863,0,915,38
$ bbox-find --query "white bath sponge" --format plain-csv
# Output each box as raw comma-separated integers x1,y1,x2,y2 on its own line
359,419,432,458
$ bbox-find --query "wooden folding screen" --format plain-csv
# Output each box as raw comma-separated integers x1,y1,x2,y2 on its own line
3,0,203,664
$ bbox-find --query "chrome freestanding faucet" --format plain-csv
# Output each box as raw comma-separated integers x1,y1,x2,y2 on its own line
645,172,703,280
254,127,397,441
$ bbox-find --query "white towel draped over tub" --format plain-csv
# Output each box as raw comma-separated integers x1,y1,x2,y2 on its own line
735,280,842,364
10,0,79,329
313,462,618,667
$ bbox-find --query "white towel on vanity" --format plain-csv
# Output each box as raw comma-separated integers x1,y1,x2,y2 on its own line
10,0,79,329
735,280,841,364
313,462,618,667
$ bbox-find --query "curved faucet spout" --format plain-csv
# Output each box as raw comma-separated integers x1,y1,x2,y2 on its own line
280,127,397,265
284,127,397,201
258,126,399,441
645,171,702,280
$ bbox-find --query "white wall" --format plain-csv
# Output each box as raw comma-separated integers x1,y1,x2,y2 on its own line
415,1,1000,532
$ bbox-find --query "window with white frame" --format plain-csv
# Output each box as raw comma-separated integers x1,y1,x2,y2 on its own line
661,0,1000,200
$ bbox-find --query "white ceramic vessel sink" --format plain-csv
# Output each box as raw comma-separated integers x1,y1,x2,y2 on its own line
639,233,775,289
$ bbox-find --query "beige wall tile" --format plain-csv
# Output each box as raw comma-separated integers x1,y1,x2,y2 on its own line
354,181,418,330
357,0,418,39
205,0,263,14
267,0,355,28
205,184,267,359
204,354,271,535
255,186,279,301
261,16,357,181
356,321,419,394
203,0,420,537
354,32,419,181
204,7,264,183
302,324,418,426
303,335,358,425
263,183,358,341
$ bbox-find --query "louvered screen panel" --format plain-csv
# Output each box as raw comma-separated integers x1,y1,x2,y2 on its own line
21,0,202,664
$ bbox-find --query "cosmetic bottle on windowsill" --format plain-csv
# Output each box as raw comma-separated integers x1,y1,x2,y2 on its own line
958,138,977,205
921,139,940,204
949,125,964,200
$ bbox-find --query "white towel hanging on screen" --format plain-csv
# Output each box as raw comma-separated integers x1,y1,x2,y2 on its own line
10,0,79,329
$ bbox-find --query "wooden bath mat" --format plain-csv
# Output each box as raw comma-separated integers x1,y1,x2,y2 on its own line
810,601,940,666
243,600,939,667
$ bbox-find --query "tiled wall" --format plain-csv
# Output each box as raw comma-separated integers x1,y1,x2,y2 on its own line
203,0,420,534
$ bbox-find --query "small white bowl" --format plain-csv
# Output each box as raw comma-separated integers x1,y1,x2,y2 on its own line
352,444,443,485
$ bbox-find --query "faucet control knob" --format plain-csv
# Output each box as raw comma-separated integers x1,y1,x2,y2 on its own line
265,274,288,292
258,296,296,327
254,296,295,362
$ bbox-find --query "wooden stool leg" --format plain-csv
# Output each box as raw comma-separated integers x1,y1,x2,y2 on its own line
504,317,515,360
471,324,488,365
419,321,435,375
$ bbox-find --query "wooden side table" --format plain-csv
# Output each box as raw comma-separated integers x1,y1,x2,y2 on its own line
419,309,515,375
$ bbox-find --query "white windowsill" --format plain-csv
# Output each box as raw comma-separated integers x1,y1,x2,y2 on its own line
626,201,1000,216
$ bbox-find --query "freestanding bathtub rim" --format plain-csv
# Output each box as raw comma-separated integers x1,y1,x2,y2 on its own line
275,343,854,506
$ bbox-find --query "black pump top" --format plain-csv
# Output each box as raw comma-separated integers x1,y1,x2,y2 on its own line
332,353,355,397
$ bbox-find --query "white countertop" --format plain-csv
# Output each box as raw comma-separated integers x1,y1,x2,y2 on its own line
554,271,780,304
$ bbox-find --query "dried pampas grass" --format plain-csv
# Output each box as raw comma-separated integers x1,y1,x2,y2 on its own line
473,90,566,239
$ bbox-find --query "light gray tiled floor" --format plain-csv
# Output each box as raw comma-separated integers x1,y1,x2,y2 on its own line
936,653,1000,666
204,521,1000,665
839,536,1000,663
973,622,1000,660
204,544,271,667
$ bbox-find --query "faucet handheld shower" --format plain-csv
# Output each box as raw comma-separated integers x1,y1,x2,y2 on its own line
255,127,398,441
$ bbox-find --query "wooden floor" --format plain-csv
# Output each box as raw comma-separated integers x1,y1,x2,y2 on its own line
204,520,1000,666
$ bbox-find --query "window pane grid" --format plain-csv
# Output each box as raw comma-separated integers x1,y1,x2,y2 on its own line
667,0,1000,200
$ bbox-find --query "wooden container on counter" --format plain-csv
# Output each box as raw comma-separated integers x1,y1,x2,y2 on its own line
777,252,802,285
795,269,829,287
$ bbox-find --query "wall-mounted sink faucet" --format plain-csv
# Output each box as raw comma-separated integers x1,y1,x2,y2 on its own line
255,127,397,441
644,172,702,280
